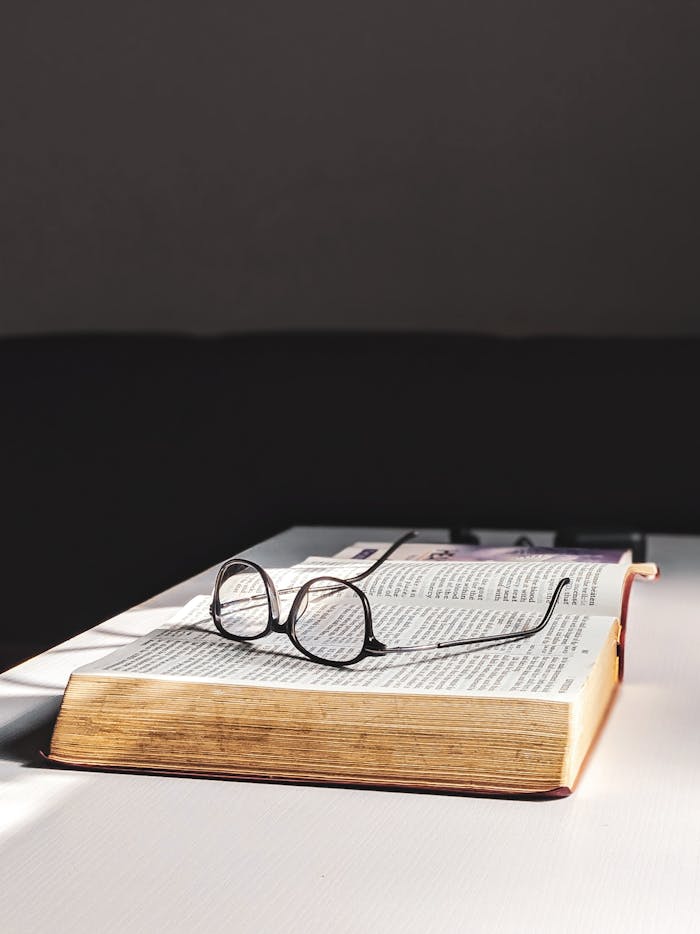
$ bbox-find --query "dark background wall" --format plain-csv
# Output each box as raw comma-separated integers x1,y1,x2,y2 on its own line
2,1,699,337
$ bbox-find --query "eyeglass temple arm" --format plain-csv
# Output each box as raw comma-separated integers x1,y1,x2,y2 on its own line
341,530,417,583
374,577,570,654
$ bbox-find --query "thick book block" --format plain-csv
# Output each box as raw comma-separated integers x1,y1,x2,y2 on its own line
48,556,657,795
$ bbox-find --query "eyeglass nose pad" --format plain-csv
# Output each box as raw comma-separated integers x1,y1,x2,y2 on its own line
269,588,281,621
294,591,309,622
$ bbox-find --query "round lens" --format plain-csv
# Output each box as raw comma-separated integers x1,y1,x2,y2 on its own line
216,562,271,638
293,579,367,664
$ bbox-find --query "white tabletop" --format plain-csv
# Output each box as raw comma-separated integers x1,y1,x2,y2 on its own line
1,527,698,934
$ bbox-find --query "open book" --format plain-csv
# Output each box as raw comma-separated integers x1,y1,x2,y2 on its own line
48,556,657,795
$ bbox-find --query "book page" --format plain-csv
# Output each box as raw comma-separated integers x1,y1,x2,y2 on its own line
79,595,618,702
291,557,630,617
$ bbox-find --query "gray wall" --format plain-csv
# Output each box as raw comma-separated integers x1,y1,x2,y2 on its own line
2,2,699,337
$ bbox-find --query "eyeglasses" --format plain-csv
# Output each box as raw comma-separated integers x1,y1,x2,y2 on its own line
210,531,571,668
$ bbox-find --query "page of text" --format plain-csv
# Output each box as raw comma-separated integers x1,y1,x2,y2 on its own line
81,595,617,701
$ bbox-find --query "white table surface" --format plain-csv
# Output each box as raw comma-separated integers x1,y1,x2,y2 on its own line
1,527,698,934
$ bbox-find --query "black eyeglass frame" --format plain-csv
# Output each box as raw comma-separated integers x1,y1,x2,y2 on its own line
210,531,571,668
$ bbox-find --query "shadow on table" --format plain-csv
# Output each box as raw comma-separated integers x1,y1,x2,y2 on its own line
0,694,62,768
